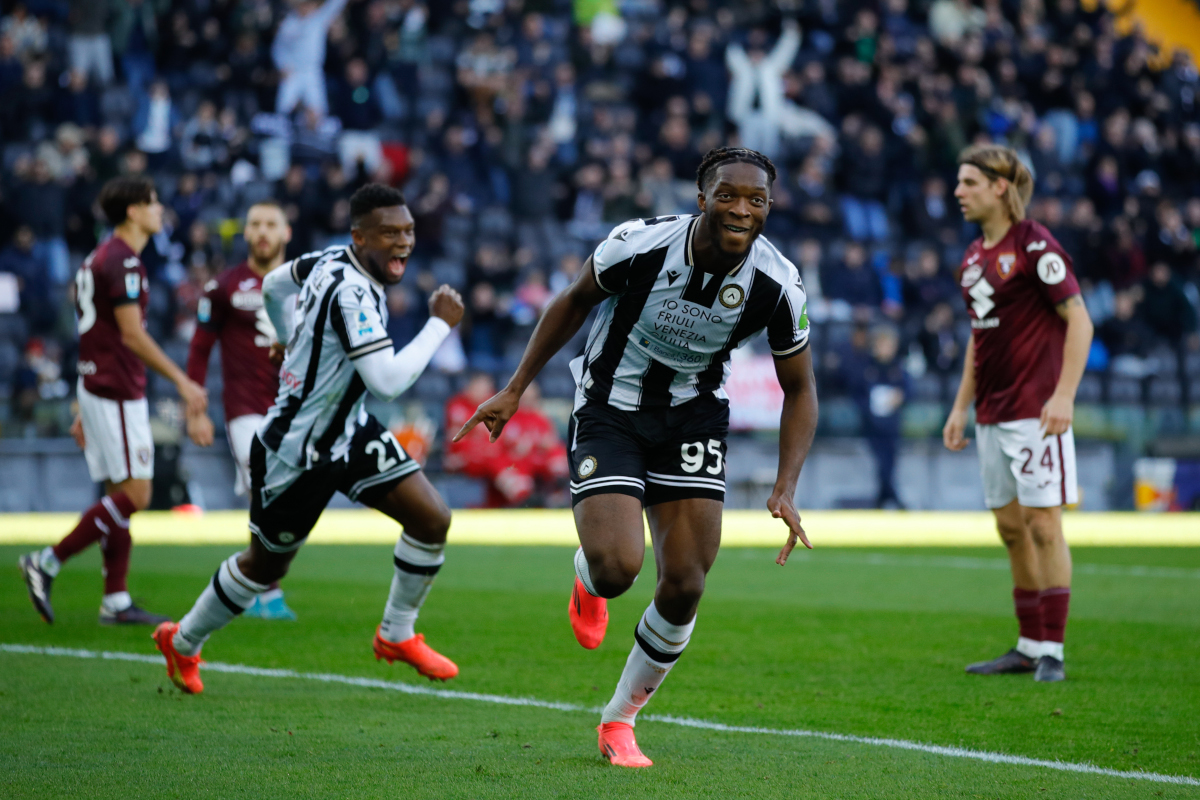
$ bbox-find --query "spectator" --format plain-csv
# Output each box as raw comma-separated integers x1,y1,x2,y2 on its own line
333,58,384,177
1097,289,1154,359
825,242,882,311
12,158,68,285
180,101,225,172
134,80,178,170
725,18,800,159
847,325,908,508
110,0,164,108
273,0,351,118
839,124,890,242
67,0,114,86
1141,262,1199,351
0,225,53,333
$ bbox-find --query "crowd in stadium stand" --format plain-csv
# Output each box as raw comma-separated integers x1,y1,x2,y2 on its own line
0,0,1198,442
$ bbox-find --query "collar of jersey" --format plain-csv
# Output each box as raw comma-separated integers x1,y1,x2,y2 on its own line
344,246,384,289
685,215,749,278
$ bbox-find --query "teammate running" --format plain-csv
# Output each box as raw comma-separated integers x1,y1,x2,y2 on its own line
456,147,819,767
152,184,465,694
18,176,208,625
943,144,1094,683
185,201,298,620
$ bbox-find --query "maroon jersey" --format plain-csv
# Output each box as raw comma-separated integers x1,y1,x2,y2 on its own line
959,219,1081,424
76,236,149,401
186,262,280,420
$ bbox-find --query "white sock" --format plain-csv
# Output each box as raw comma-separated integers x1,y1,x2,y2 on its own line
102,591,132,613
174,555,268,656
1016,636,1042,659
39,546,61,578
574,547,599,597
379,533,444,643
1039,640,1064,661
601,601,695,726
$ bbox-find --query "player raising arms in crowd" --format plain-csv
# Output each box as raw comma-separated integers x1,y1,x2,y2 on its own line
153,185,465,694
943,145,1094,683
18,177,209,625
185,200,299,620
457,148,819,767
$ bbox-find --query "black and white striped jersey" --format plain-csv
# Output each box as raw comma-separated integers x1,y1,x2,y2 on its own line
258,246,394,470
571,215,809,411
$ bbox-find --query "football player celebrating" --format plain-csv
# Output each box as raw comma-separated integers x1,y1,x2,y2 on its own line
457,148,819,767
943,144,1094,683
185,201,298,620
153,185,465,695
18,177,208,625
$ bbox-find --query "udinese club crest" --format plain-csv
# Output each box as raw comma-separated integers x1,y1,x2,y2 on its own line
577,455,598,479
718,284,745,309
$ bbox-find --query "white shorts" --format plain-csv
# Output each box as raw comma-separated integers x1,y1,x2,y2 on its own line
226,414,265,497
77,379,154,484
976,418,1078,509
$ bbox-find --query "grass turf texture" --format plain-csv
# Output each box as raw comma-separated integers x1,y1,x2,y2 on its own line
1,542,1197,799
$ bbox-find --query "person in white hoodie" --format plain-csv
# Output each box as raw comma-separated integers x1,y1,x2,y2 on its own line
725,19,834,159
272,0,349,117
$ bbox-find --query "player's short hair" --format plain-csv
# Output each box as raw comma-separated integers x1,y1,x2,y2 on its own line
696,147,777,194
98,176,156,225
349,184,407,229
958,144,1034,222
247,199,287,218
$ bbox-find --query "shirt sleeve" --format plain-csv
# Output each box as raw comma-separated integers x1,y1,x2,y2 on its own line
767,277,811,359
332,284,392,360
590,220,644,294
1026,228,1080,305
105,252,143,307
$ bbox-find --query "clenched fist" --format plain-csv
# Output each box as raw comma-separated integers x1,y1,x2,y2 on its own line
429,285,465,328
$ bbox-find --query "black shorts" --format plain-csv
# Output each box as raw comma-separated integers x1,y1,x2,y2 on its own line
568,393,729,507
249,415,421,552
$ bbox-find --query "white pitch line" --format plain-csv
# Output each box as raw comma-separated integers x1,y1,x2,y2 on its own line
767,550,1200,579
2,643,1197,787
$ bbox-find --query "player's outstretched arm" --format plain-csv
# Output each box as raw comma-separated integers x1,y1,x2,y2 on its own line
454,256,609,444
1041,295,1094,436
353,286,463,402
261,264,302,347
771,347,818,565
113,304,207,417
943,334,975,451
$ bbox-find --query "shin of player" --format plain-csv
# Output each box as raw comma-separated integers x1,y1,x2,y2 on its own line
457,148,819,765
156,185,464,695
943,145,1093,683
19,177,208,626
185,201,298,620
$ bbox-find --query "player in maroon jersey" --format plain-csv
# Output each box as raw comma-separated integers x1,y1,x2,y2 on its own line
185,201,298,619
943,144,1094,683
18,176,209,625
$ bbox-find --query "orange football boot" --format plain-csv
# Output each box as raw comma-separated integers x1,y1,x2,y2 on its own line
152,621,203,694
597,722,653,767
568,577,608,649
373,628,459,681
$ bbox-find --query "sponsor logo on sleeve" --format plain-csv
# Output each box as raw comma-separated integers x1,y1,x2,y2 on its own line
125,273,141,299
1037,252,1067,285
197,297,212,323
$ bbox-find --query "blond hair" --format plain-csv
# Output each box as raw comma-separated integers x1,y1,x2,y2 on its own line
957,144,1034,222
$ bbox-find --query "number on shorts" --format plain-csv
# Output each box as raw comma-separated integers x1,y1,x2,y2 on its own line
76,265,96,334
1040,446,1054,471
681,439,723,475
365,433,399,474
1019,448,1034,475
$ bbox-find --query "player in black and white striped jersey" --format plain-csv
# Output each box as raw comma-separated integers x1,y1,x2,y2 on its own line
456,148,820,768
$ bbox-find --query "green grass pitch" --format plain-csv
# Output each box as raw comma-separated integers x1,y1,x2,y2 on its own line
1,541,1198,799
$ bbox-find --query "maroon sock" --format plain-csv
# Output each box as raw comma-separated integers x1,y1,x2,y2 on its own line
53,493,134,562
1013,587,1043,642
1040,587,1070,644
99,493,137,594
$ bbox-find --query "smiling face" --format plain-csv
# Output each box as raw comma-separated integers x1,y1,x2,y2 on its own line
698,161,773,258
351,204,416,285
953,163,1005,224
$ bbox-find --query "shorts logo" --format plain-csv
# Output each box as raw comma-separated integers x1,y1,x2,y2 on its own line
136,447,151,466
961,264,983,287
718,284,745,309
997,253,1016,279
577,455,598,479
1037,252,1067,285
278,532,295,544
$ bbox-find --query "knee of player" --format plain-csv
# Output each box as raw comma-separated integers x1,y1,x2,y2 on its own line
657,569,706,605
123,483,152,512
411,504,452,543
589,553,641,597
994,520,1026,547
1022,510,1062,547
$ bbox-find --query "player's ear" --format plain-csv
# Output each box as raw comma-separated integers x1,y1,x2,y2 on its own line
284,224,293,244
350,226,364,247
697,191,707,213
